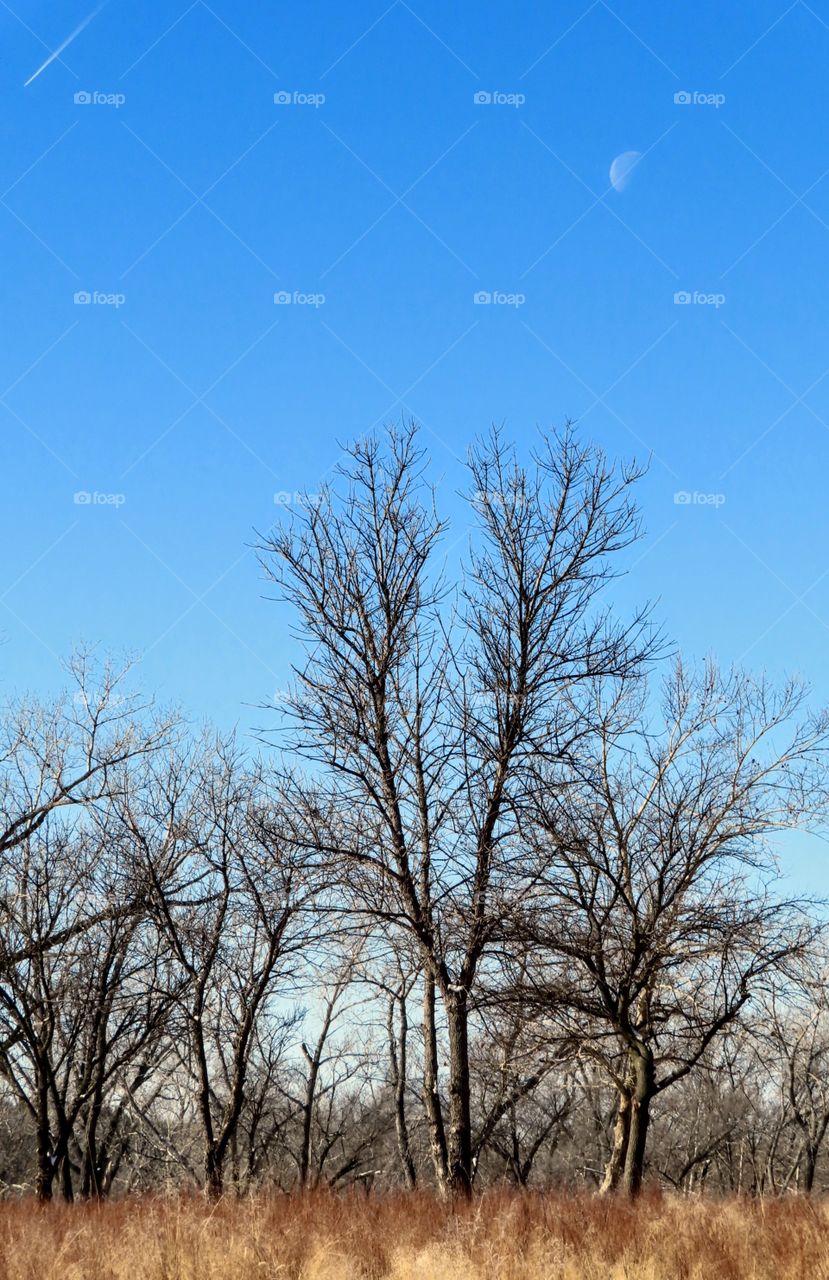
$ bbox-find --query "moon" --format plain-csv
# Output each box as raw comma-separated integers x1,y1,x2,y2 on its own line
609,151,642,193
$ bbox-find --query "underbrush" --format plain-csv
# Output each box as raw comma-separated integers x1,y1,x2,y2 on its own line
0,1189,825,1280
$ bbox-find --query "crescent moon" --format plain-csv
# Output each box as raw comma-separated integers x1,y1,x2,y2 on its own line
609,151,642,193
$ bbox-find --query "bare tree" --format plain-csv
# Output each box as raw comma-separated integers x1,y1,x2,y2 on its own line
0,653,170,860
114,736,318,1197
470,997,572,1186
0,655,173,976
0,821,98,1201
260,423,651,1195
280,960,381,1190
759,951,829,1193
383,961,419,1189
510,660,829,1195
0,791,181,1202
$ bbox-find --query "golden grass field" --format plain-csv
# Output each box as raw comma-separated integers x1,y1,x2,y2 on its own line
0,1191,827,1280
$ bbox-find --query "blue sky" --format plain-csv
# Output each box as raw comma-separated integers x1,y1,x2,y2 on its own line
2,0,829,830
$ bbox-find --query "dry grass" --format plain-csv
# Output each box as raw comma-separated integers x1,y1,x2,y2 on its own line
0,1190,827,1280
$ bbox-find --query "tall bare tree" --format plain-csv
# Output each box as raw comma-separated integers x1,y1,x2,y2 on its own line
510,660,829,1195
260,422,652,1194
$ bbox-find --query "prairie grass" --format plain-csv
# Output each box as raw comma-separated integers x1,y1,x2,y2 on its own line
0,1189,826,1280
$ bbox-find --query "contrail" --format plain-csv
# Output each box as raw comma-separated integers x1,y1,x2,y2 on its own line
24,2,107,87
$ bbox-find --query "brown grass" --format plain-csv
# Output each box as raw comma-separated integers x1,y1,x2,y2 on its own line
0,1190,827,1280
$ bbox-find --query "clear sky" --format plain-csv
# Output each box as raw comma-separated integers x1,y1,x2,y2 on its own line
3,1,829,844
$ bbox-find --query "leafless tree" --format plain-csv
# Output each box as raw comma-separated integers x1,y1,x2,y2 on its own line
383,961,419,1189
292,958,361,1188
758,950,829,1193
2,429,829,1205
259,422,652,1195
0,654,173,976
470,997,572,1186
509,660,829,1195
0,653,170,860
112,735,318,1197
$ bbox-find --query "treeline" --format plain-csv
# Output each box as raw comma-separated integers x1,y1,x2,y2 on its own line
2,425,829,1202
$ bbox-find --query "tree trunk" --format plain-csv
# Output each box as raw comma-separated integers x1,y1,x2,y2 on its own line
35,1155,54,1202
35,1085,54,1203
445,989,472,1197
421,970,448,1193
58,1139,74,1203
205,1145,224,1199
299,1042,320,1188
801,1142,818,1195
621,1047,655,1198
35,1078,54,1204
798,1112,829,1196
80,1135,98,1199
599,1087,631,1195
508,1103,522,1186
194,1010,222,1198
388,992,417,1188
80,1100,103,1198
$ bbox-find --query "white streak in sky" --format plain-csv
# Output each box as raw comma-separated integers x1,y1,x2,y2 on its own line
24,3,107,87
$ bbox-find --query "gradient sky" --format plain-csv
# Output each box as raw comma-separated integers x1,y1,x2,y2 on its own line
3,2,829,884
